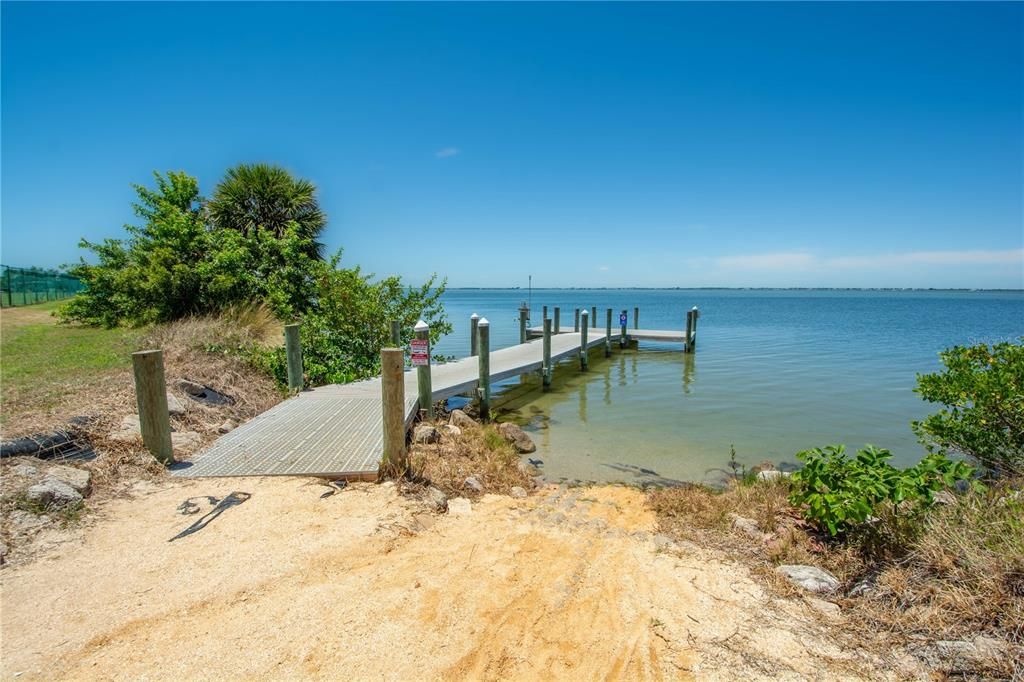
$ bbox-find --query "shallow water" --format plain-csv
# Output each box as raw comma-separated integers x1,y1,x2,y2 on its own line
433,289,1023,485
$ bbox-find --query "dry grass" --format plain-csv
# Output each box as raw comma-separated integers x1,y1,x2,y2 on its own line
647,479,1024,678
407,419,535,498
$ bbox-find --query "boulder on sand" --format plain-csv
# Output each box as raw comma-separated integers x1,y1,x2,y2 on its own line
776,565,840,593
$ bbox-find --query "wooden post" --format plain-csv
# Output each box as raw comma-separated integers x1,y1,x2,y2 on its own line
131,350,174,465
543,305,548,321
591,306,597,328
553,307,561,334
620,309,628,348
380,348,407,474
390,320,401,346
574,308,580,332
284,324,303,392
470,313,479,356
634,306,639,330
542,318,553,389
415,320,433,419
580,309,589,370
688,306,699,353
519,305,529,344
477,318,491,421
605,308,612,357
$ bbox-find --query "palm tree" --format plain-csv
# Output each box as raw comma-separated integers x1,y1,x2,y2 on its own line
207,163,326,258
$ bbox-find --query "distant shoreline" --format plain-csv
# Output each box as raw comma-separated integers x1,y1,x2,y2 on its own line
445,287,1024,292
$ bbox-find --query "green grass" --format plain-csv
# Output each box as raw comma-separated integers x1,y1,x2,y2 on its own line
1,301,141,426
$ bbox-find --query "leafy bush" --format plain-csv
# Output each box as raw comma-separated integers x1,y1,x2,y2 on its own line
913,339,1024,475
264,257,452,386
789,444,977,536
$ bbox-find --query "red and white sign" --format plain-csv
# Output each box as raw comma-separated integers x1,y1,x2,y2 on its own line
410,338,430,366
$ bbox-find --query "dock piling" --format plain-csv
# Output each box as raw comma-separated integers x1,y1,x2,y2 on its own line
415,320,433,419
477,318,491,421
380,348,407,474
574,308,580,332
519,305,530,344
579,310,589,370
470,313,479,356
132,349,174,465
620,310,628,348
389,320,401,347
634,307,639,330
605,308,612,357
553,307,561,334
284,323,304,392
591,306,597,328
543,305,548,321
542,318,553,388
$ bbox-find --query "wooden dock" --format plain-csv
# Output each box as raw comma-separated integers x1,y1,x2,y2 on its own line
172,330,612,479
169,306,699,480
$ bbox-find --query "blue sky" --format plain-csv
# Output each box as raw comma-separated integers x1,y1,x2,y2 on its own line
2,2,1022,288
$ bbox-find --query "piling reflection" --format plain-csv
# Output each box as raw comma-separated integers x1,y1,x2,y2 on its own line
682,352,696,394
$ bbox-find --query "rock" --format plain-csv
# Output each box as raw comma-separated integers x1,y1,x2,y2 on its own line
806,597,841,620
776,565,840,593
109,415,142,442
496,422,536,454
166,392,186,417
848,577,877,598
442,424,462,438
449,410,477,430
412,424,441,445
424,486,448,512
509,486,528,499
45,465,91,494
757,470,790,481
933,489,956,505
730,514,770,541
10,463,39,478
26,479,83,508
447,497,472,515
463,476,484,493
171,431,202,450
217,420,235,434
177,379,206,396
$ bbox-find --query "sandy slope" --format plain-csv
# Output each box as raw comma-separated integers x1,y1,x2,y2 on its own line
0,478,887,680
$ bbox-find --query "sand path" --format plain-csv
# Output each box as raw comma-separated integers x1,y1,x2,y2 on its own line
1,478,884,680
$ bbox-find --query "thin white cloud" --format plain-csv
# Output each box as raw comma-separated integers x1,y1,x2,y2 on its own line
598,265,610,271
435,147,460,158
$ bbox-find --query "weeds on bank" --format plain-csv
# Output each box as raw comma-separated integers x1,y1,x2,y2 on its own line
408,422,534,497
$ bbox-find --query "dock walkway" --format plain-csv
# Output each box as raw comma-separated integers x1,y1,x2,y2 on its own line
173,330,615,479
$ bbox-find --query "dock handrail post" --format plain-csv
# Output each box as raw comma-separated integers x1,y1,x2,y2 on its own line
620,309,628,348
477,318,491,421
415,320,434,419
553,307,561,334
605,308,612,357
470,313,480,356
634,307,639,330
591,306,597,328
580,309,589,370
574,308,580,332
380,347,407,474
542,318,553,389
519,304,529,344
389,320,401,346
131,349,174,465
284,323,304,392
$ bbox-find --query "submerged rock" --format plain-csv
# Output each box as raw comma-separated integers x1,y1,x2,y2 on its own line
496,422,536,454
776,564,840,593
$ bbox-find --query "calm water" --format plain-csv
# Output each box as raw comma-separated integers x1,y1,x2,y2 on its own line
433,289,1023,486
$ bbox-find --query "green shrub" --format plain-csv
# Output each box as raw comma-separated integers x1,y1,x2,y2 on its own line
913,339,1024,475
788,444,978,536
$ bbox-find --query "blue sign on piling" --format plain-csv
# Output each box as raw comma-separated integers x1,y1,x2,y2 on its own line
619,312,628,326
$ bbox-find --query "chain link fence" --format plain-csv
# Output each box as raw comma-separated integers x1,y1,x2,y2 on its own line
1,265,84,308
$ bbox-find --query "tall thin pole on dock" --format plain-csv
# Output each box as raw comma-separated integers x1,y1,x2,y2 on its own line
542,318,552,389
470,313,479,356
605,308,612,357
415,320,433,419
634,307,639,330
580,309,589,370
554,307,561,334
574,308,580,332
132,350,174,465
477,318,491,421
591,306,597,328
380,348,407,474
